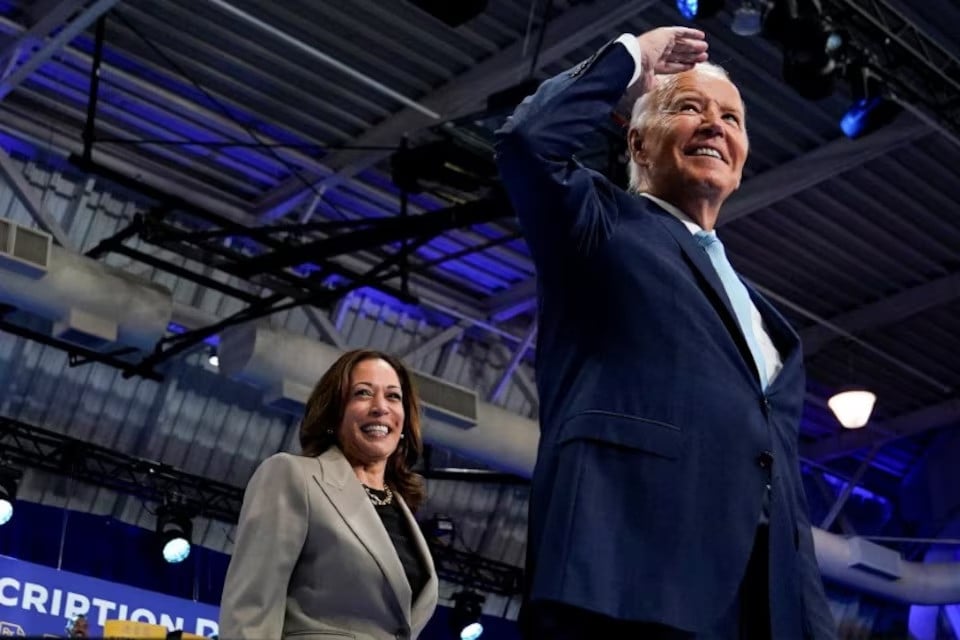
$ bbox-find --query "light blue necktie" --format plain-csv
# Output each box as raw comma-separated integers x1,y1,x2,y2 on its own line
695,230,768,389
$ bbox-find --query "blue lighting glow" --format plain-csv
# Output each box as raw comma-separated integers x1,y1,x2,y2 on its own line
0,499,12,526
166,323,220,347
820,471,888,505
460,622,483,640
840,96,883,139
677,0,699,20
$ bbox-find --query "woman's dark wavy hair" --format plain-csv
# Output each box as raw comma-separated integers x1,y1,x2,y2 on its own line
299,349,425,512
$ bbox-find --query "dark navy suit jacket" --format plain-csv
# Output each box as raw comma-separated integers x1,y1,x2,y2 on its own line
495,41,836,639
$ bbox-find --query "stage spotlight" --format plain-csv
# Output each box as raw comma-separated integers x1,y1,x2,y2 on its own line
840,67,901,138
0,468,21,526
731,1,764,36
207,349,219,368
157,501,193,564
676,0,724,21
764,1,838,99
449,591,484,640
782,31,837,99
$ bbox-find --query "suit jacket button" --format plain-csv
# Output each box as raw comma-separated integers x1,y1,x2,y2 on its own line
757,451,774,470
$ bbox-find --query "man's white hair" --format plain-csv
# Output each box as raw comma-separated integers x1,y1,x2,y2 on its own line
626,63,746,194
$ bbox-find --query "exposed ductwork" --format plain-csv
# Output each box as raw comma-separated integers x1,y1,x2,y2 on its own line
0,218,172,350
0,224,956,606
218,322,537,477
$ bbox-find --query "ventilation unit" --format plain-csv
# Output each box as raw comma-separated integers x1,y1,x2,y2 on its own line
410,370,478,428
0,218,51,277
219,324,480,427
0,215,173,351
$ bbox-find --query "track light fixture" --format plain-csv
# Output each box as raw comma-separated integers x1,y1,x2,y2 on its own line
449,590,484,640
764,0,839,100
839,66,901,138
0,466,21,526
157,497,193,564
731,0,765,36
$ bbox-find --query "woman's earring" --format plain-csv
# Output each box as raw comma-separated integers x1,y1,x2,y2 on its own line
400,432,405,439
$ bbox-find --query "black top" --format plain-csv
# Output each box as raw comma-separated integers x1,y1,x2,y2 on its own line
366,487,429,599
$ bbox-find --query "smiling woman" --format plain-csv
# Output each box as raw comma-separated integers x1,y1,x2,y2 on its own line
219,349,439,640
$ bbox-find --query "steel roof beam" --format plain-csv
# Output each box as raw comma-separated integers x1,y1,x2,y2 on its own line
252,0,660,217
802,271,960,356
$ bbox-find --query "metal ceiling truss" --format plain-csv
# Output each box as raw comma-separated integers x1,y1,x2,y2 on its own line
0,414,242,522
0,0,120,101
430,542,524,597
68,153,512,378
0,304,158,380
0,415,525,592
821,0,960,140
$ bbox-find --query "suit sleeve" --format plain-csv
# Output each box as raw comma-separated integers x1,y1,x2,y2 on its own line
494,38,640,261
219,454,309,640
794,474,839,639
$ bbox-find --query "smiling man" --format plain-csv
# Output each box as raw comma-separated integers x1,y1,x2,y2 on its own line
495,27,837,640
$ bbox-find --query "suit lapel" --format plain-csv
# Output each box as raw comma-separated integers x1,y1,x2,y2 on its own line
396,494,439,630
651,207,760,384
313,448,412,626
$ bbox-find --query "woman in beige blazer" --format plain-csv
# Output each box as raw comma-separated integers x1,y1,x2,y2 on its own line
219,349,439,640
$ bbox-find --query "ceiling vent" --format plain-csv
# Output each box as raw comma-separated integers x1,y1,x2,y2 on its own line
0,218,51,277
410,370,478,428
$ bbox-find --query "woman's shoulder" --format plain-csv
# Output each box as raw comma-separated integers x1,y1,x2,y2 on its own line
249,452,315,486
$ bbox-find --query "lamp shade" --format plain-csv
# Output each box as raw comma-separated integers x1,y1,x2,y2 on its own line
828,389,877,428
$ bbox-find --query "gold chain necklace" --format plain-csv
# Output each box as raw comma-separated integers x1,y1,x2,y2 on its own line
362,484,393,506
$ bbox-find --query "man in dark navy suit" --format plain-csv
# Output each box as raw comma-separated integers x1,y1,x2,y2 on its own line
495,27,837,639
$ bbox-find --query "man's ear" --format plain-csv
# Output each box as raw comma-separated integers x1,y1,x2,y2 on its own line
628,129,646,166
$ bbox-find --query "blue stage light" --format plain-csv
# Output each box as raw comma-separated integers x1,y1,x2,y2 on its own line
677,0,698,20
840,96,882,138
676,0,724,20
839,68,900,139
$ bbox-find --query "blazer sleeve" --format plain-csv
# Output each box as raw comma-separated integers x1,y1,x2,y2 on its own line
219,453,309,640
494,39,638,261
794,475,839,639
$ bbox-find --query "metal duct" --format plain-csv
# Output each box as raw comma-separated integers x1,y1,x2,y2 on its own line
0,240,172,351
813,529,960,605
218,323,536,476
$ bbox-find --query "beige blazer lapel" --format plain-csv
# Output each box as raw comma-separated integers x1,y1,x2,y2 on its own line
396,493,439,631
313,447,412,626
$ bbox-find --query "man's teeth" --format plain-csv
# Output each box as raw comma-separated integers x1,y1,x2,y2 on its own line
691,148,722,160
361,424,389,436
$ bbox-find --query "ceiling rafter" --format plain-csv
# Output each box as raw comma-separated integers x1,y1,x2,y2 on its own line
252,0,660,218
802,271,960,356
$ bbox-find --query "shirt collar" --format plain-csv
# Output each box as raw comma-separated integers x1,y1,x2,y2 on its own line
639,193,709,237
